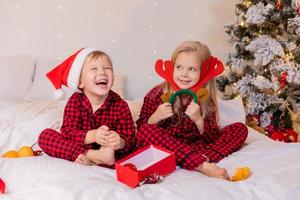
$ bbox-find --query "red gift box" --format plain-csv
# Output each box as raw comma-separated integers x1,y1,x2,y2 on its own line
0,178,5,194
116,145,176,188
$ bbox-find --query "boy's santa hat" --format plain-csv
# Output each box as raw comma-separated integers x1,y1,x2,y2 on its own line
46,47,97,99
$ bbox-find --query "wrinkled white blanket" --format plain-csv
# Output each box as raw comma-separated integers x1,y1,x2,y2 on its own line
0,101,300,200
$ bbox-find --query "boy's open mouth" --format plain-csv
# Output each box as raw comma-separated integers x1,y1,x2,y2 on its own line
96,80,108,86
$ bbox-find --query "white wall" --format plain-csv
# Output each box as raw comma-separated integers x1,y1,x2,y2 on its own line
0,0,238,99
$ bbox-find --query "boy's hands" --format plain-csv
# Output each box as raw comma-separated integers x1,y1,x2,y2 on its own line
148,102,173,124
95,125,124,150
95,125,110,146
105,131,125,150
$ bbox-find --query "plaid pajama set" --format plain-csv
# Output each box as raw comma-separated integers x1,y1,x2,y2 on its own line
136,86,248,170
38,91,136,163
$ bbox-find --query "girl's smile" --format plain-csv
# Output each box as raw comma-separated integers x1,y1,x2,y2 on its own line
173,52,201,90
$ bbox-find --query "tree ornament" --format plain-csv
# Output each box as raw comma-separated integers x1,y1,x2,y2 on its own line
277,0,282,11
280,71,288,89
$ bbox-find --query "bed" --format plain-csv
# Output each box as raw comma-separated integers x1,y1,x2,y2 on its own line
1,55,300,200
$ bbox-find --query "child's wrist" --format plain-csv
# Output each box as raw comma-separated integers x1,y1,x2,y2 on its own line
119,138,126,150
194,117,203,126
194,118,204,133
148,114,159,124
84,130,96,144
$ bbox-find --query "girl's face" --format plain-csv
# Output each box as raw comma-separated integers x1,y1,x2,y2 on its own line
79,55,114,98
173,52,201,90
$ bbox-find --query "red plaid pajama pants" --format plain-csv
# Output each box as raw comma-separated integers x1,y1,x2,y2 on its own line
38,129,88,161
136,122,248,170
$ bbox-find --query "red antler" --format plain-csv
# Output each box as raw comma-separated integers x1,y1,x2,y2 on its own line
155,59,179,91
190,56,224,92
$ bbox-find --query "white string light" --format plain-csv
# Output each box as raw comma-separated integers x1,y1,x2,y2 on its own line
153,49,157,54
56,6,62,10
154,2,158,6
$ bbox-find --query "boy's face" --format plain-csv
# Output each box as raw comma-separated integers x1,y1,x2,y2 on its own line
79,55,114,98
173,52,201,90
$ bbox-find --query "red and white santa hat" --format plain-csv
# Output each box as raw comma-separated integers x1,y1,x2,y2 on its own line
46,47,98,99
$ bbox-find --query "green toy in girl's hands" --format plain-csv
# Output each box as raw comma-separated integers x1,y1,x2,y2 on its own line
155,56,223,104
168,89,198,104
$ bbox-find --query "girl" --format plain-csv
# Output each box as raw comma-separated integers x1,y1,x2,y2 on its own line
38,48,136,167
136,41,248,180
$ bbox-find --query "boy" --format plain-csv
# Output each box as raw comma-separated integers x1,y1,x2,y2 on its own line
38,48,136,166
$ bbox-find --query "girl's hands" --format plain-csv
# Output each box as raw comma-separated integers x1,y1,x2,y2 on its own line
185,101,202,124
148,102,173,124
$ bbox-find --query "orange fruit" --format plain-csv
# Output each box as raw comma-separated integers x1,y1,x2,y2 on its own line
2,150,18,158
17,146,34,157
231,167,251,182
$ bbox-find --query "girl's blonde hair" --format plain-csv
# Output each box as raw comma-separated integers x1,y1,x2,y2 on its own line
162,40,219,121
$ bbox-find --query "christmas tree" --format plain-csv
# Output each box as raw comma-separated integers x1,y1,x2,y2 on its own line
217,0,300,140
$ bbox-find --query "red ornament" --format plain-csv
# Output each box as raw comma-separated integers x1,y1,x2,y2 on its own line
266,125,298,143
33,150,43,156
277,0,282,11
141,173,162,185
280,71,288,89
297,7,300,16
270,131,289,142
124,163,137,171
0,178,5,194
285,129,298,142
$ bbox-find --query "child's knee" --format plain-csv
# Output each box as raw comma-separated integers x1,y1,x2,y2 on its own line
136,124,151,140
231,122,248,141
136,124,161,147
38,129,59,148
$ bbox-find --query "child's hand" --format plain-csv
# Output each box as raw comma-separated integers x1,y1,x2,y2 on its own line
149,102,173,124
95,125,111,146
105,131,124,150
185,101,202,123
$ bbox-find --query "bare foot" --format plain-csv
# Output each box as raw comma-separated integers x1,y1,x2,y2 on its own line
196,161,229,180
85,147,115,166
74,154,95,166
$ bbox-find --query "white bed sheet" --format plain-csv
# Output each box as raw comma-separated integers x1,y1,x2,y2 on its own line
0,101,300,200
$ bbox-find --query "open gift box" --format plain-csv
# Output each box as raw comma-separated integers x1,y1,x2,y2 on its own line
115,145,176,188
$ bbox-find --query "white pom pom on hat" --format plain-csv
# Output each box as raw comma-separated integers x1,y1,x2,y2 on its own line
46,47,98,99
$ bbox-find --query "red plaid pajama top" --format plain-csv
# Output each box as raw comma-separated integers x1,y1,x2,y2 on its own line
136,85,248,170
38,91,136,163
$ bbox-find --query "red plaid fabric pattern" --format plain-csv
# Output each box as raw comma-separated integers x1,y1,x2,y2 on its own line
38,91,136,162
136,85,248,170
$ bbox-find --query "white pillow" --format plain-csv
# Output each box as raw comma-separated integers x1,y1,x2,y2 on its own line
126,98,143,123
218,98,264,144
218,97,245,128
24,57,125,101
0,55,35,101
